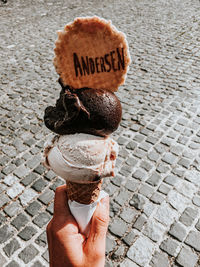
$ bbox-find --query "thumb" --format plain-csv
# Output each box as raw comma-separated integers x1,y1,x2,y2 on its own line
87,196,109,246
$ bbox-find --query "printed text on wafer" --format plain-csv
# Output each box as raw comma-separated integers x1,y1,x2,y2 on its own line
73,48,125,77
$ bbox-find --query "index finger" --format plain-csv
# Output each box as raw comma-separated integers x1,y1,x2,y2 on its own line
53,185,70,217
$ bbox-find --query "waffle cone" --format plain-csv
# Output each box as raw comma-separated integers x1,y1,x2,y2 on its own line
66,179,103,204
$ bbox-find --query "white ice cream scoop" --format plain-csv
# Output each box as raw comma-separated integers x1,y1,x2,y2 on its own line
43,133,118,182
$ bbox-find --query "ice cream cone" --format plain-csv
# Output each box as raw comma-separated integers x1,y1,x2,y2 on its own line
66,179,103,204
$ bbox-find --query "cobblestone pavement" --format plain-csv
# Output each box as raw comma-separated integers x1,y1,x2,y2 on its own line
0,0,200,266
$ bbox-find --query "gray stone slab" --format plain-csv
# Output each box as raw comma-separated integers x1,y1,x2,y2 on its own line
3,238,20,257
179,207,198,226
150,251,170,267
185,230,200,251
169,222,187,242
19,244,39,264
18,225,37,241
176,246,198,267
109,218,128,237
127,236,154,266
160,237,180,257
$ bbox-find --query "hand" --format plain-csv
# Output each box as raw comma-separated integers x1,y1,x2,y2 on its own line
46,185,109,267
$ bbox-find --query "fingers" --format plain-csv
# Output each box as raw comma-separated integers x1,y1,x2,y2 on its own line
53,185,70,217
86,196,109,251
52,185,79,234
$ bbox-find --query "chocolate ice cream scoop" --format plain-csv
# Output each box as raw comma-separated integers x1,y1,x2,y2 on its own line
44,80,122,137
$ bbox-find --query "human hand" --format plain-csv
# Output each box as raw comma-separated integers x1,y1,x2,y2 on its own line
46,185,109,267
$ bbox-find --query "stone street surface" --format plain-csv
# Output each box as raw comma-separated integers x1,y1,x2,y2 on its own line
0,0,200,266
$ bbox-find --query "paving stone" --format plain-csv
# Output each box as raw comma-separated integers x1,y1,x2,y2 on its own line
147,172,161,186
133,214,147,231
139,184,154,198
11,213,29,230
109,201,121,218
109,218,128,237
176,180,197,198
120,207,138,223
21,172,38,186
169,222,187,242
38,189,54,205
19,188,38,206
35,231,47,247
150,251,170,267
4,201,22,217
49,177,64,191
176,245,198,267
0,193,10,208
167,190,190,212
164,175,178,186
130,194,146,210
178,157,191,168
2,164,15,175
0,213,7,226
7,182,24,199
19,244,39,264
162,152,178,165
151,192,165,204
143,220,166,242
147,149,160,162
13,165,30,178
112,244,125,260
46,202,54,215
125,179,140,192
6,261,20,267
33,212,51,228
158,183,171,195
111,175,126,187
115,189,132,206
106,234,117,254
156,163,170,173
42,249,49,262
154,202,178,226
127,236,154,266
185,230,200,251
33,164,46,175
32,178,48,192
4,174,18,186
25,200,42,216
0,225,14,244
160,237,180,257
3,238,20,257
18,225,37,241
122,229,138,246
179,207,198,226
185,170,200,187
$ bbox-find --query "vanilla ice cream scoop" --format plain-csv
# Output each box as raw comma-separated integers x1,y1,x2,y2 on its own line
43,133,118,182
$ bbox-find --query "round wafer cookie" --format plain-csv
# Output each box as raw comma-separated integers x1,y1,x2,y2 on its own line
54,16,131,91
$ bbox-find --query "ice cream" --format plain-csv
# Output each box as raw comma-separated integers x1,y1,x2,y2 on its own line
42,16,130,234
43,133,118,182
44,80,122,136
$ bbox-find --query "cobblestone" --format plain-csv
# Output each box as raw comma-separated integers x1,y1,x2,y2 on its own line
179,207,198,226
127,236,154,266
3,238,20,257
176,246,198,267
184,230,200,251
160,237,180,257
169,222,187,242
1,0,200,265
